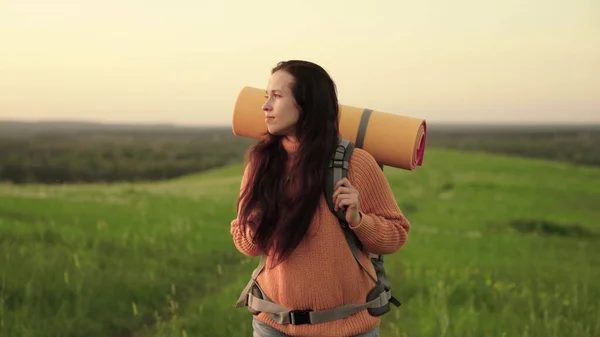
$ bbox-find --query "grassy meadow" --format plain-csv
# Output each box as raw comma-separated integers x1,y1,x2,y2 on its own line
1,122,600,337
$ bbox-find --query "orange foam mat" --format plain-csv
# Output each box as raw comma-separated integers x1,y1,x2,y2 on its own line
232,86,427,171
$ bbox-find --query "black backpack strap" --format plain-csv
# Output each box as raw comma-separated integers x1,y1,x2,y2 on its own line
324,138,378,285
325,137,354,224
325,134,401,312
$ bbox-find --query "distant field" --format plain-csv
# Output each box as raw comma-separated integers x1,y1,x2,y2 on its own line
1,146,599,337
1,120,599,184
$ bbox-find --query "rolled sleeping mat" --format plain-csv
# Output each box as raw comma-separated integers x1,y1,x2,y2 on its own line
232,86,427,171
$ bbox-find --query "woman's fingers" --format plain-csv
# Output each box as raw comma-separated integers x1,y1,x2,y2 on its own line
335,178,354,190
333,186,354,199
334,193,357,211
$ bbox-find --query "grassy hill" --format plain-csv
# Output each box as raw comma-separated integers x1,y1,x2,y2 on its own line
1,147,599,337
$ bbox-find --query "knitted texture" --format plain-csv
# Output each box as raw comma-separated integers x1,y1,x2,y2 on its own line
230,137,411,337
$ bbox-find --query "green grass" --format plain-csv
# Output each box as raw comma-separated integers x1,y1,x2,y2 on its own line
1,148,599,337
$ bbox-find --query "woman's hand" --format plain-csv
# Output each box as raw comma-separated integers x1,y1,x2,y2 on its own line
332,178,362,226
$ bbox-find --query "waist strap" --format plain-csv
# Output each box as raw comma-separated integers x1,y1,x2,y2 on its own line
234,254,393,325
245,284,392,325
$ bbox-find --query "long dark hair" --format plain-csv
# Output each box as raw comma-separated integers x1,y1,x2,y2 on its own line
237,60,340,265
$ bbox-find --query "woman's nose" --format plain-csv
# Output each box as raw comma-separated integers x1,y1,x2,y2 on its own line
262,101,272,111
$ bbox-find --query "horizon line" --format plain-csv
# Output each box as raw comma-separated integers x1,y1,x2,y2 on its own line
1,117,600,128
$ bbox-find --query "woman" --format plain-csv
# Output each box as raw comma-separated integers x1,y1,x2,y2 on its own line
230,60,411,337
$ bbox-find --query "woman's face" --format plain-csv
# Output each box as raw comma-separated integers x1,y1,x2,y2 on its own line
262,70,300,139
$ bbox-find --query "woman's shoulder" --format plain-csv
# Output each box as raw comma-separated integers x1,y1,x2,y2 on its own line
348,147,380,172
346,147,386,185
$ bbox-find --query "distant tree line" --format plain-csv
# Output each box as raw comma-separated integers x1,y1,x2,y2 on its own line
0,124,254,184
0,121,599,184
425,124,600,168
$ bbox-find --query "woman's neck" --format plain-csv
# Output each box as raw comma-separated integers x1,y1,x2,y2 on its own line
281,135,299,155
281,136,299,174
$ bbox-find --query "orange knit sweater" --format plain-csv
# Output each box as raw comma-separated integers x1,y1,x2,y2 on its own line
230,138,411,337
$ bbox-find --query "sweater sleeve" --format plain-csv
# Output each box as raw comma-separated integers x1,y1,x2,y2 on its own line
230,163,262,257
346,149,411,255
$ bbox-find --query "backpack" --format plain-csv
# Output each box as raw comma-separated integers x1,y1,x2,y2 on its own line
234,136,401,325
324,137,402,315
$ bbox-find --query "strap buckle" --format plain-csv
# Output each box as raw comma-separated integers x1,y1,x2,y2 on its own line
289,309,312,325
331,159,345,168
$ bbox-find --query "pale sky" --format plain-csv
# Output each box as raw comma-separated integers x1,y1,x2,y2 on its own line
1,0,599,126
